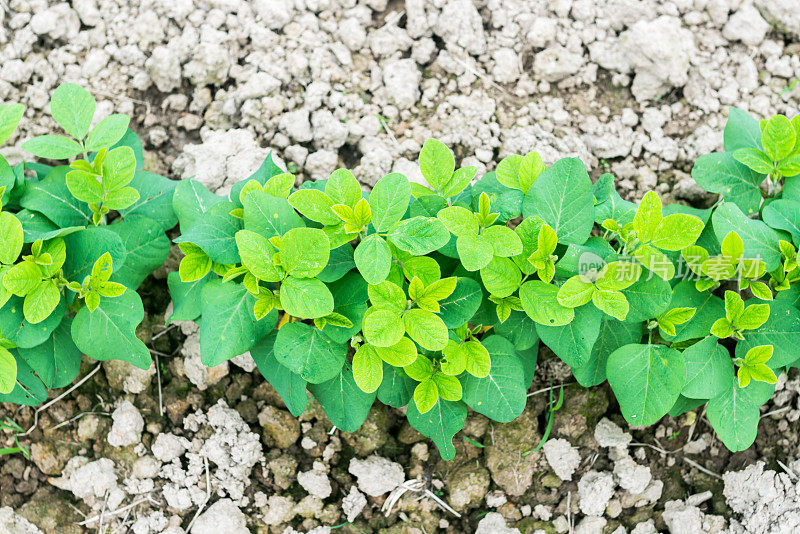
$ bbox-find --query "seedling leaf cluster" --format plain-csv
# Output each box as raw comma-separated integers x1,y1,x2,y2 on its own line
4,83,800,461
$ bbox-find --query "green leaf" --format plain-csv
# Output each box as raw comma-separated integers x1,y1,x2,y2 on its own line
173,179,224,232
557,276,594,308
363,307,404,347
607,343,686,426
322,272,368,343
620,275,672,323
65,170,103,203
18,318,81,389
403,308,448,351
460,336,526,422
280,227,330,278
732,148,774,174
103,186,139,211
317,245,355,283
0,296,64,349
2,261,42,297
173,211,241,265
537,304,601,368
522,157,594,245
280,276,334,319
0,347,16,394
762,114,795,161
23,280,60,324
480,257,521,298
739,300,800,368
691,152,763,216
724,107,763,152
681,336,735,399
0,103,25,145
50,83,95,139
387,216,449,256
375,337,418,367
456,233,494,271
377,363,416,407
437,277,482,328
406,398,467,461
167,271,208,323
19,167,93,226
520,280,575,326
250,332,308,416
370,172,411,232
573,317,642,387
235,229,281,282
661,280,725,342
117,171,177,231
651,214,704,251
419,139,455,191
0,353,46,406
243,190,304,239
712,202,784,271
101,146,136,191
0,212,23,265
108,217,170,288
368,281,406,313
482,225,522,257
354,234,391,285
634,191,662,243
437,206,478,237
591,289,628,320
707,377,759,452
353,344,384,393
275,322,346,384
763,199,800,245
440,166,476,198
325,168,362,207
85,114,130,152
308,365,376,432
199,280,278,367
72,290,150,369
22,135,83,159
288,188,339,225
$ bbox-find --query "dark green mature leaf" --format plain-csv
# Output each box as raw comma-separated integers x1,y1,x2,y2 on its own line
317,245,356,283
406,398,467,461
437,277,482,328
174,211,241,265
173,179,224,232
621,275,672,322
72,291,151,369
377,363,416,407
607,343,685,426
738,299,800,369
494,310,539,351
308,365,377,432
18,319,81,389
167,271,209,323
108,217,170,288
19,167,93,227
14,210,83,244
523,158,594,245
0,353,47,406
593,173,636,225
274,322,346,383
712,202,785,271
537,304,601,368
0,296,65,349
681,336,734,400
707,377,759,452
724,107,763,152
323,272,368,343
62,227,126,281
763,199,800,245
662,281,725,343
691,153,763,216
119,171,178,231
460,336,526,423
244,190,304,239
573,317,642,387
250,332,308,416
199,280,278,367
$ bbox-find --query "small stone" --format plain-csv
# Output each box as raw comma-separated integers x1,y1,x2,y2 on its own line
191,499,248,534
382,58,421,110
152,433,189,463
577,470,615,517
108,401,144,448
348,456,405,497
723,6,770,46
613,457,652,495
297,464,332,499
342,487,367,522
258,406,300,448
543,438,581,481
534,46,584,82
475,512,521,534
447,464,491,511
595,418,632,448
104,360,156,394
0,506,43,534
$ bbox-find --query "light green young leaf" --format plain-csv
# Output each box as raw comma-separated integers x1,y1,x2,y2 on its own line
413,378,439,414
456,233,494,271
762,114,795,161
84,114,130,152
325,168,362,207
519,280,575,326
482,225,522,257
354,233,392,285
732,148,774,174
353,344,384,393
363,307,404,347
65,170,104,203
280,227,330,278
0,212,23,265
403,308,448,351
288,188,339,225
375,337,417,367
480,257,521,298
437,206,478,237
370,172,411,232
280,276,334,319
419,139,455,191
0,103,25,145
102,146,136,191
22,135,83,159
633,191,662,243
557,276,594,308
387,216,449,256
235,230,282,282
368,280,406,313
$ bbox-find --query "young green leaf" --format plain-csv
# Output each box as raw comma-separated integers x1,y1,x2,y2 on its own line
419,139,455,191
50,83,95,140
